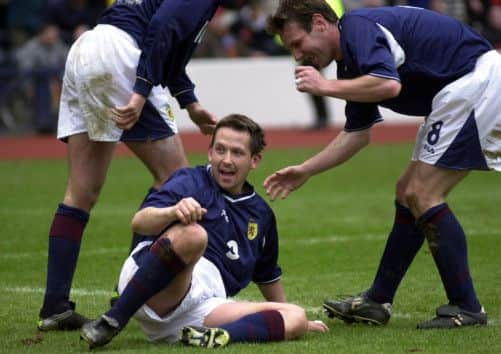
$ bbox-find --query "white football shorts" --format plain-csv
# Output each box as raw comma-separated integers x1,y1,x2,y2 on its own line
412,50,501,171
57,24,177,142
118,242,230,343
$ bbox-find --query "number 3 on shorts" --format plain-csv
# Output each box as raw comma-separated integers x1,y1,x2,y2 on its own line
427,120,443,145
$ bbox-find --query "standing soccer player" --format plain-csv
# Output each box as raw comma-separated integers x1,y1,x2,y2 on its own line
38,0,250,331
80,114,328,349
264,0,501,329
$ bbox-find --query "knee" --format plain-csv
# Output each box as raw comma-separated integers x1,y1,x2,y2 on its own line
402,183,435,218
167,223,207,264
64,188,100,212
395,177,408,205
281,304,308,340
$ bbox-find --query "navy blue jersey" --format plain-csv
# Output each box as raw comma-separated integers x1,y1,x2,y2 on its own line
99,0,221,108
337,6,493,131
142,165,282,297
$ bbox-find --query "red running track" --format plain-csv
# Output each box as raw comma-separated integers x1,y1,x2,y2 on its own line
0,123,419,160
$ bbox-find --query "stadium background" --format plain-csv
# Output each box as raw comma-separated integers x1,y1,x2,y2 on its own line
1,1,500,353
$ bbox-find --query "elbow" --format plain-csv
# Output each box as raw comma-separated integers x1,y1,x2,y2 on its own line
357,129,371,148
131,212,144,234
382,79,401,100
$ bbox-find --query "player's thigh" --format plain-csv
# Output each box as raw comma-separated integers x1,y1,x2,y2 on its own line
64,133,116,210
413,51,501,172
126,135,188,186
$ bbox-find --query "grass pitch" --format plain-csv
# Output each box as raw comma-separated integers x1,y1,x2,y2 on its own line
0,143,500,353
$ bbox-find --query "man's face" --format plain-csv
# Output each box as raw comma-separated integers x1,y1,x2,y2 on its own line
208,127,260,195
281,17,334,68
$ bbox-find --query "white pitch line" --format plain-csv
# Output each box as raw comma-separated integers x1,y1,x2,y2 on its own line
4,286,112,297
2,227,499,260
5,286,500,326
281,234,386,245
0,247,128,260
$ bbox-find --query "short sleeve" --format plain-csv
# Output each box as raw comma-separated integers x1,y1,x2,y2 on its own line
339,14,400,80
344,101,383,131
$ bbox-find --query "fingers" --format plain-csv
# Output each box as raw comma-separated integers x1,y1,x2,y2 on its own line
199,123,216,135
175,198,207,224
263,172,291,201
111,107,139,130
294,65,309,75
307,320,329,333
294,66,319,92
294,71,308,91
113,117,137,130
191,110,218,135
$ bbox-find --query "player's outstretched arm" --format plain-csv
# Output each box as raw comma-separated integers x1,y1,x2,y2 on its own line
264,129,371,201
263,165,311,201
300,129,371,175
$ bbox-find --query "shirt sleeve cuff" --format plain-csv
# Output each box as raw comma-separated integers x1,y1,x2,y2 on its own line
133,77,153,98
174,89,198,108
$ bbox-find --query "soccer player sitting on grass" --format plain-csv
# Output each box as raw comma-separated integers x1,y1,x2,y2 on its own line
80,114,328,349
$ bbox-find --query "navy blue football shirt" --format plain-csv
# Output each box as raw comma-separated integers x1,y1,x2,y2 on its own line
336,6,492,131
142,165,282,297
100,0,221,108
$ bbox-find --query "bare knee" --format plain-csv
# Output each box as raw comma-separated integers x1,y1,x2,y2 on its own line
63,184,102,211
280,304,308,340
165,223,207,265
395,176,408,206
402,184,437,218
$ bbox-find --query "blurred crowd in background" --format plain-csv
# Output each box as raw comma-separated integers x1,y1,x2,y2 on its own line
0,0,500,134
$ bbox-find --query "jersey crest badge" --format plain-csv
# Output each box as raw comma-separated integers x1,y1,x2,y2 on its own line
166,106,175,121
247,220,258,240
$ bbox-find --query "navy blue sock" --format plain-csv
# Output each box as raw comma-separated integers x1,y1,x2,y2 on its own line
106,237,186,328
417,203,481,312
221,310,285,343
128,187,158,253
42,203,89,316
367,202,425,304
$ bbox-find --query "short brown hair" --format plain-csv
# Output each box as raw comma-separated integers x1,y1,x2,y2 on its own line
211,114,266,155
267,0,339,35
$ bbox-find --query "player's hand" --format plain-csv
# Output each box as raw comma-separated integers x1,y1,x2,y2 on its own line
307,320,329,333
294,65,326,95
186,102,218,135
174,197,207,225
111,93,146,130
263,165,310,201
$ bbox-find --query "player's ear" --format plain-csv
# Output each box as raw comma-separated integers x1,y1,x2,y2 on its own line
207,147,213,163
312,13,327,31
250,153,262,169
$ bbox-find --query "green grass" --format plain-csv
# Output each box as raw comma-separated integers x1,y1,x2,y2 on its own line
1,143,500,353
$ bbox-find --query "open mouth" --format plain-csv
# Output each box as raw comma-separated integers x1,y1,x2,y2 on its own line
219,169,236,178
